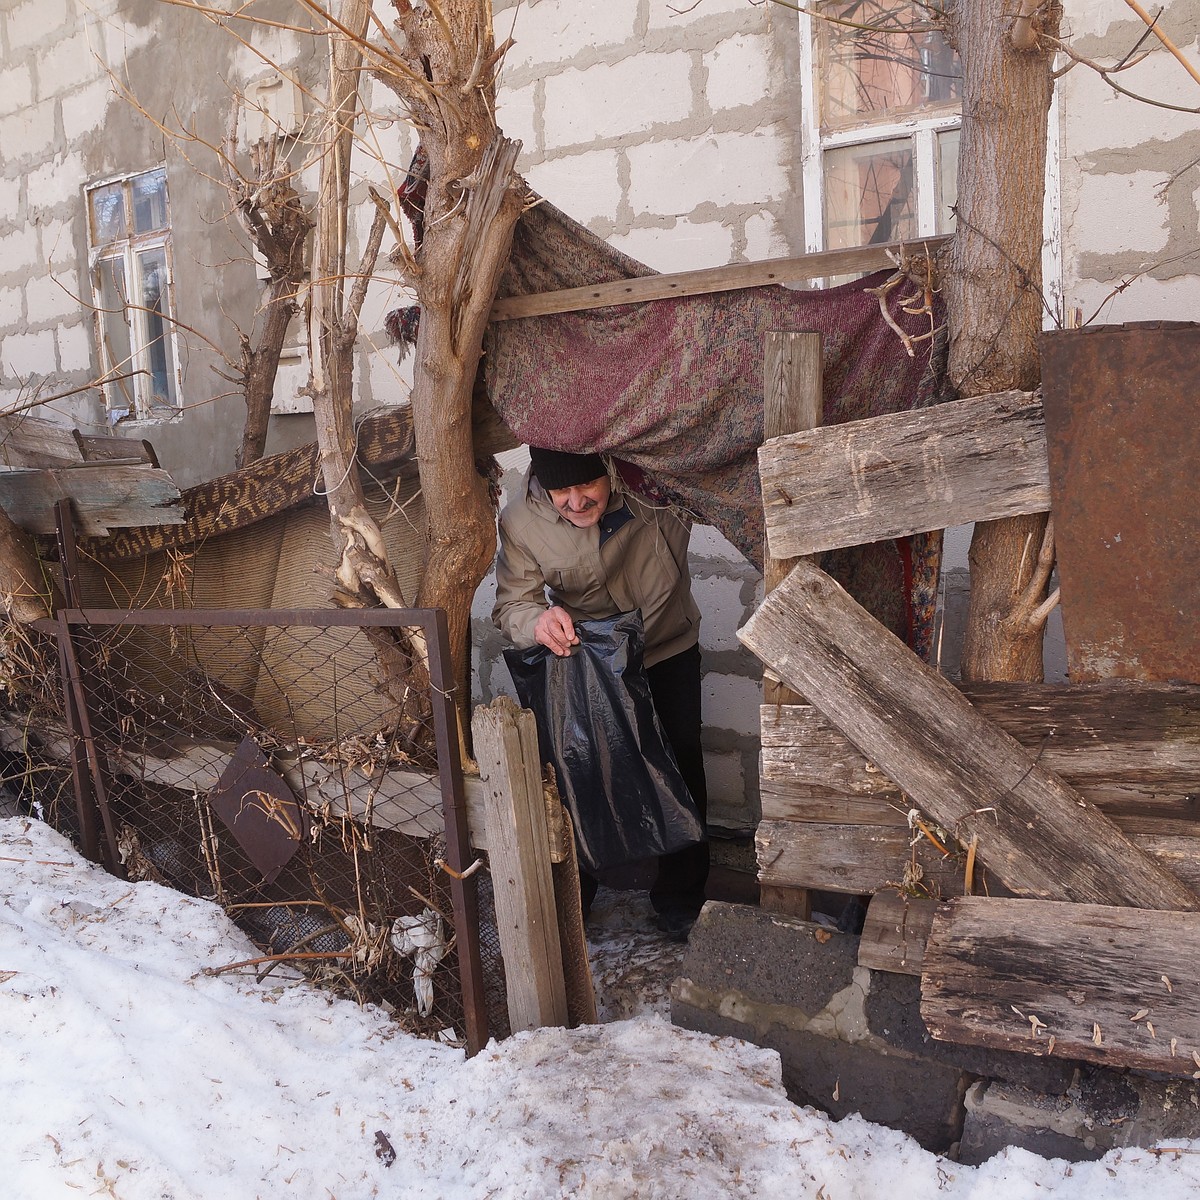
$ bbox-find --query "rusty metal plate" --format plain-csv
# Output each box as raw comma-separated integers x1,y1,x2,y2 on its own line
208,735,306,884
1041,322,1200,683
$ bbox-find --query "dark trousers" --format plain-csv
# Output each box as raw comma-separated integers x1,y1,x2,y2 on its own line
580,643,709,917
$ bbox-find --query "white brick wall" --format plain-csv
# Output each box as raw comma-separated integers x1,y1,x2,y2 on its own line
7,0,71,51
26,271,79,325
39,219,77,273
26,153,86,213
0,175,20,219
646,0,754,30
56,321,93,373
1,328,57,377
701,673,762,738
527,150,623,226
542,55,694,149
0,287,22,327
0,99,58,161
61,77,114,141
743,210,786,262
692,574,751,652
1073,171,1171,255
0,64,34,116
0,227,39,276
504,0,642,71
609,220,734,273
704,33,773,113
496,82,539,161
38,32,96,94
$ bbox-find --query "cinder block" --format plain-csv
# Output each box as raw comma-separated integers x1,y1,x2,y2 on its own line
7,0,71,50
38,32,96,94
743,210,786,262
496,81,539,163
62,77,115,141
26,271,79,326
527,150,623,226
504,0,641,71
701,673,762,738
704,34,772,113
960,1069,1200,1164
0,286,22,328
1073,171,1170,256
607,220,734,275
672,903,970,1152
0,99,58,162
647,0,758,30
1,328,58,377
0,227,40,276
693,574,751,652
56,322,94,374
627,131,788,215
866,970,1076,1095
0,65,34,116
27,153,86,213
543,55,693,149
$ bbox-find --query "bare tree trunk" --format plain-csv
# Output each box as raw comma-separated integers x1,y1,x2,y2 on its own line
945,0,1060,681
375,0,526,713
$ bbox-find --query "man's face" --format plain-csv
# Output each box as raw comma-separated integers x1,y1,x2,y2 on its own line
547,475,610,529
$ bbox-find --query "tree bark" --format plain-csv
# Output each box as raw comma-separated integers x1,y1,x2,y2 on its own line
944,0,1059,682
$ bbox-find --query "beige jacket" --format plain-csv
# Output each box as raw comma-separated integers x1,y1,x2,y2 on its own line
492,469,699,668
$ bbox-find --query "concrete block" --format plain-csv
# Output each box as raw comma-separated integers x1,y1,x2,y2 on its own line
26,271,79,326
1,328,58,377
1073,171,1170,256
543,55,694,149
7,0,71,50
866,970,1076,1095
647,0,758,30
960,1069,1200,1165
0,174,22,221
505,0,641,70
496,81,539,164
701,750,746,826
608,220,734,275
743,209,786,262
701,672,762,738
0,226,39,276
0,64,34,116
703,34,772,113
0,287,22,328
526,149,623,227
39,219,78,273
0,99,58,162
61,77,115,141
694,573,751,652
671,903,970,1151
57,322,94,374
38,32,96,95
627,130,788,216
27,153,86,213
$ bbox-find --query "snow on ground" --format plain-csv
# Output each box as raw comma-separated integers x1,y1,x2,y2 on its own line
3,815,1200,1199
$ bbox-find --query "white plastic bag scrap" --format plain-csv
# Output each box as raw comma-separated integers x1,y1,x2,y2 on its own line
390,907,448,1017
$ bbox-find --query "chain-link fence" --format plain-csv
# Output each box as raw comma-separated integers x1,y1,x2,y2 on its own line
9,607,494,1051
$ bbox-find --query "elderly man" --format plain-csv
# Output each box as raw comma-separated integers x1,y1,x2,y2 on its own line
492,446,709,938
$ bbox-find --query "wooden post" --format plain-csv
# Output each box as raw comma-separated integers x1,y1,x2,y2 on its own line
472,697,569,1032
759,331,822,920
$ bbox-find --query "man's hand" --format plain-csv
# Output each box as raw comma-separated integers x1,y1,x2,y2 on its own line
534,606,579,656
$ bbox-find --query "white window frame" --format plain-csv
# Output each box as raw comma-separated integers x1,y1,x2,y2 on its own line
798,6,962,255
86,166,182,422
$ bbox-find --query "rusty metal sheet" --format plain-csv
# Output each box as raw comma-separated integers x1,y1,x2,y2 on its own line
1041,322,1200,683
208,736,306,884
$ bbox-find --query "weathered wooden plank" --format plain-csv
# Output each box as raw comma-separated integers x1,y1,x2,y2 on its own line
739,561,1200,909
858,892,937,976
760,391,1049,560
922,896,1200,1077
757,818,1200,897
761,683,1200,826
0,466,184,535
473,697,569,1032
489,238,947,321
0,414,86,469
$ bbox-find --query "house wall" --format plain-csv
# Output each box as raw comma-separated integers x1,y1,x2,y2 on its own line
2,0,1197,828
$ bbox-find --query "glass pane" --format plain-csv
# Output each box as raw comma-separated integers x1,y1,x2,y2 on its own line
96,256,136,410
823,138,916,249
818,1,962,129
132,168,169,234
937,127,959,234
136,246,176,406
89,183,127,243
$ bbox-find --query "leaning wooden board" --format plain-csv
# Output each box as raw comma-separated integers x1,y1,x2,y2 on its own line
922,896,1200,1077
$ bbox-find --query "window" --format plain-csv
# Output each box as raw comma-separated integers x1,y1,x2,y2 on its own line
86,167,180,420
799,1,962,252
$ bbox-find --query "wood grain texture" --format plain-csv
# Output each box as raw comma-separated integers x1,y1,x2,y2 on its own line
473,697,569,1032
0,466,183,536
922,896,1200,1076
858,892,937,975
760,683,1200,828
759,390,1049,559
739,561,1200,909
489,238,948,321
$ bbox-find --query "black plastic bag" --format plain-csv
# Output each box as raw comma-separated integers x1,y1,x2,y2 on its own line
504,611,705,872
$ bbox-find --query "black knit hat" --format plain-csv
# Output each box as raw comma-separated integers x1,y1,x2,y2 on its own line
529,447,607,491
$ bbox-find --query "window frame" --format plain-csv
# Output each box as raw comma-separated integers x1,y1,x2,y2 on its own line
85,166,182,423
798,5,963,254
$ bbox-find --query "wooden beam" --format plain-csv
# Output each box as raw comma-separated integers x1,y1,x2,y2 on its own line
759,390,1049,560
761,683,1200,828
489,238,947,322
858,892,937,976
0,466,184,536
473,697,570,1032
738,560,1200,910
922,896,1200,1077
756,819,1200,897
